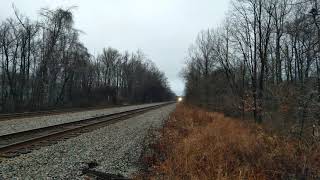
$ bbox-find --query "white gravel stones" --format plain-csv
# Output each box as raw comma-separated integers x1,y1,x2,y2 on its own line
0,102,166,136
0,104,176,179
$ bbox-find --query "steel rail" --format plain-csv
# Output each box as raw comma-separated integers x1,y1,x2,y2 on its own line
0,102,174,158
0,103,156,121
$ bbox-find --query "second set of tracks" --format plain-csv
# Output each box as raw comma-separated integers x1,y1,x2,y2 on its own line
0,104,134,121
0,102,173,158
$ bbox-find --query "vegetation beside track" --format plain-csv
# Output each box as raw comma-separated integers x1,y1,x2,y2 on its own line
139,104,320,179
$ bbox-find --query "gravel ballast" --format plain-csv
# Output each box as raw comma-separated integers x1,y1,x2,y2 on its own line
0,102,166,136
0,104,176,179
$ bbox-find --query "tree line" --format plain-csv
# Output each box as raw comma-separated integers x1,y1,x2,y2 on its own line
0,7,175,113
183,0,319,137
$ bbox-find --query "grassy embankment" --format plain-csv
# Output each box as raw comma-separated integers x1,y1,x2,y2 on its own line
140,104,320,179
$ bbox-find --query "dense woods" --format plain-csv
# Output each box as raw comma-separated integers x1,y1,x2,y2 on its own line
0,8,174,113
183,0,320,137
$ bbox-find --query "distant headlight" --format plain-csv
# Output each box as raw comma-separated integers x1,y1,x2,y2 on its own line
178,97,183,102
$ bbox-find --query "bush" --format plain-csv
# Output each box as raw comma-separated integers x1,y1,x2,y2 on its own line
140,104,320,179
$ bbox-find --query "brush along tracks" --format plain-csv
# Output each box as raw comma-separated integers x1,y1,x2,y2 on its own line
0,102,173,158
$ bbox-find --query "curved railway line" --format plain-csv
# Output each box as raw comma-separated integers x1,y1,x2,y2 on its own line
0,102,173,158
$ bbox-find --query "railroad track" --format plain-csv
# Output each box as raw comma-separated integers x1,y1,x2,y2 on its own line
0,104,134,121
0,102,173,158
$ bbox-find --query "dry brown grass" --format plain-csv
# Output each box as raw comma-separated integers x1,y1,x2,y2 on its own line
140,104,320,180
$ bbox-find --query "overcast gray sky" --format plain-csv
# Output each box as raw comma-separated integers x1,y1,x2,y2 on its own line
0,0,229,96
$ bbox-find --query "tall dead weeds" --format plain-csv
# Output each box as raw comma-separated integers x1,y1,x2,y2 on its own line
140,104,320,180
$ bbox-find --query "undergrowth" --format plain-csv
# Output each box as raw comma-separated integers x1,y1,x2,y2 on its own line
139,104,320,180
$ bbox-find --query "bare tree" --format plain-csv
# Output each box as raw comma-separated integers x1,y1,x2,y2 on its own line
0,6,175,113
183,0,319,136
